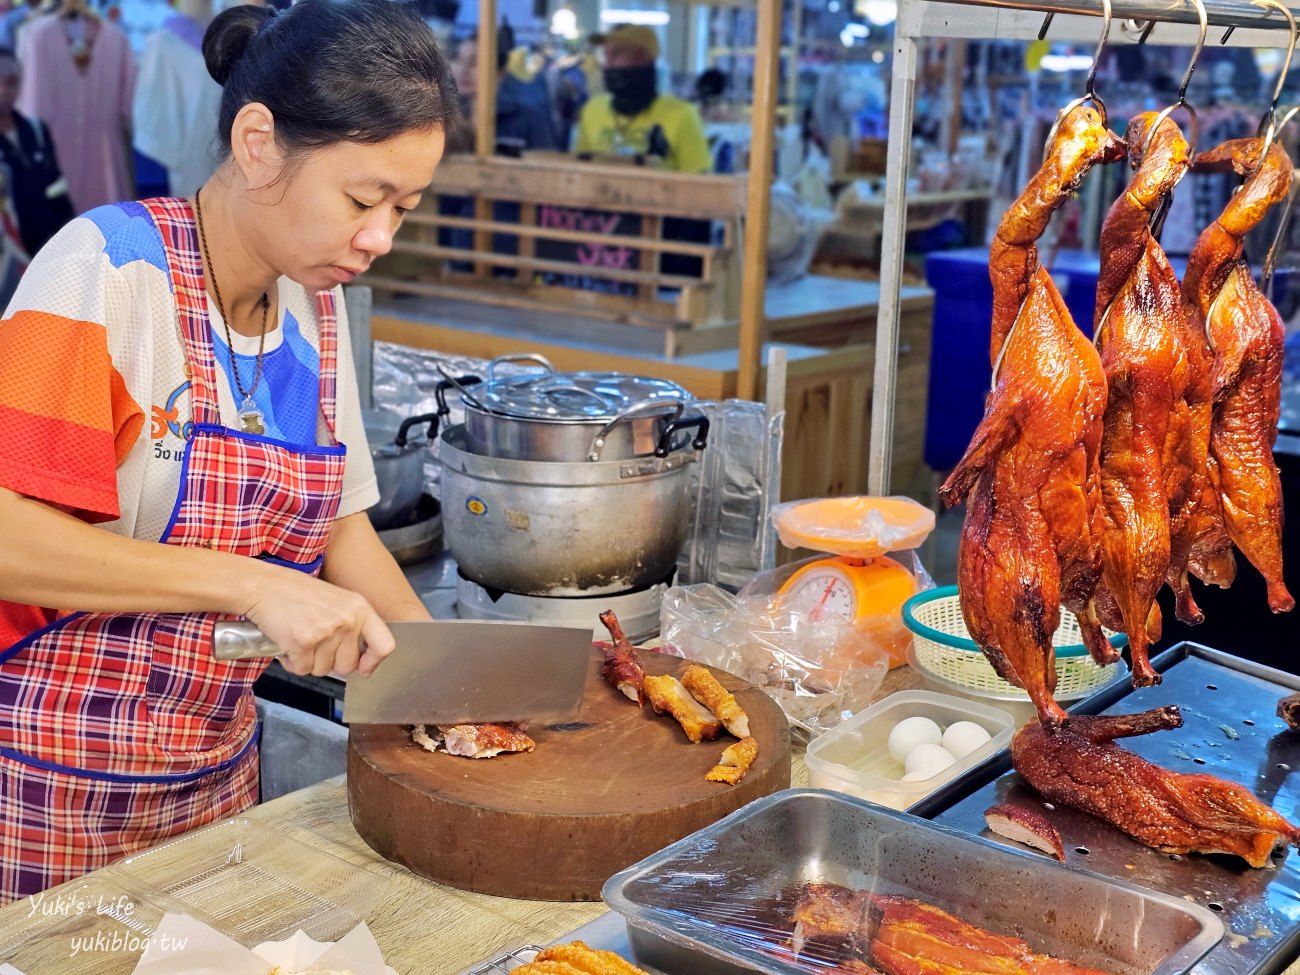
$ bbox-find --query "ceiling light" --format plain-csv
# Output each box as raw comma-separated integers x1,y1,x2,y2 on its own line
859,0,896,26
600,9,670,26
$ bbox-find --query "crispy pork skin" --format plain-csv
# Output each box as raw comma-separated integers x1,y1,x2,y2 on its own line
682,663,750,737
643,674,722,742
869,895,1117,975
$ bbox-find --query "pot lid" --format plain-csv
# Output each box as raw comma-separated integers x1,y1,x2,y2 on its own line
475,372,691,422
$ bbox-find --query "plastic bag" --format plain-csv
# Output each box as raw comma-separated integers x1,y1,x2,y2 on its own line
739,552,935,670
766,182,833,284
658,583,889,738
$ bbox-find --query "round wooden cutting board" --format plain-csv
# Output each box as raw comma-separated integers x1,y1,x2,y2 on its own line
347,648,792,900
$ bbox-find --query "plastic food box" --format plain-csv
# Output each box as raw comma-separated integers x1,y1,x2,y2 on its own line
603,789,1224,975
804,689,1016,810
0,874,194,974
110,818,391,945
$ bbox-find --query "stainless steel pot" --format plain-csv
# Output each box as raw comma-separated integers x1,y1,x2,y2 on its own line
444,355,708,463
440,424,697,596
363,408,439,529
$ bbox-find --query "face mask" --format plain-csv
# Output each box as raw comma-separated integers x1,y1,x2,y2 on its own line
604,64,657,117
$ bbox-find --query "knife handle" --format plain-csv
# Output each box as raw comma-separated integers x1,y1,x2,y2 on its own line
212,620,281,661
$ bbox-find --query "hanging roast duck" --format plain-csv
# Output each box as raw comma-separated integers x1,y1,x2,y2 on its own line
940,103,1125,728
1181,133,1295,614
1088,112,1193,686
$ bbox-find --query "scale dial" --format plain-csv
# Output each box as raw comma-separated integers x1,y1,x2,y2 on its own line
782,565,858,622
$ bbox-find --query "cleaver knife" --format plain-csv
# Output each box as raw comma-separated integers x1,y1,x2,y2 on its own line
212,619,592,725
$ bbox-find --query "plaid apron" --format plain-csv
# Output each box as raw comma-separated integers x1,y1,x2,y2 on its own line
0,198,346,904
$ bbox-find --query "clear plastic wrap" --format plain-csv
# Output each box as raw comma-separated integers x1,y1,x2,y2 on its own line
658,583,888,738
602,790,1224,975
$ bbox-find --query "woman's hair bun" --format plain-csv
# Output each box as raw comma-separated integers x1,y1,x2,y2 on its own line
203,5,276,87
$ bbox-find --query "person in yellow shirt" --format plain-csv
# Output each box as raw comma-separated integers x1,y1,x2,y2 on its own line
574,24,711,174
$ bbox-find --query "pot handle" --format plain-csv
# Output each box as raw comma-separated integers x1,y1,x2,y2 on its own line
395,412,442,449
655,413,711,458
486,353,555,381
434,374,484,417
586,399,686,461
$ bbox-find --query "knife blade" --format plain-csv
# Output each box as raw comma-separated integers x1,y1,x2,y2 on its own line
212,618,592,725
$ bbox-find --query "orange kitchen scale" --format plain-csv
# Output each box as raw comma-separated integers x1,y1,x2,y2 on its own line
773,496,936,667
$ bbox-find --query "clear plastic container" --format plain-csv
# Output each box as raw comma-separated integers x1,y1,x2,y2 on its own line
111,818,391,945
0,874,194,974
803,689,1016,810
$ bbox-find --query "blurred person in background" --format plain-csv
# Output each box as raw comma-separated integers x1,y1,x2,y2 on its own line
0,45,72,263
574,24,709,173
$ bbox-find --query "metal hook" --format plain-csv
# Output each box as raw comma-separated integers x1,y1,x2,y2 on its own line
1137,19,1157,43
1261,107,1300,296
1038,12,1054,39
1262,0,1299,120
1140,0,1207,161
1041,0,1112,155
1261,175,1298,299
1246,0,1299,179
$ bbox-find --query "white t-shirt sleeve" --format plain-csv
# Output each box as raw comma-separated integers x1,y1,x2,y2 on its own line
331,289,381,519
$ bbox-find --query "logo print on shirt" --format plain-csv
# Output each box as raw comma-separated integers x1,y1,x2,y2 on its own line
151,381,193,441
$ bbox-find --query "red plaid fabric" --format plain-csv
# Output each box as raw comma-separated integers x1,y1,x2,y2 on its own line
0,198,347,905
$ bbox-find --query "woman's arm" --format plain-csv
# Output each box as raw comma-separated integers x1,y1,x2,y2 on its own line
321,511,432,622
0,487,395,676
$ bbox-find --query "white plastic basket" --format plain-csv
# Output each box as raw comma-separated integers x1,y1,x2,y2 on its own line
902,586,1126,701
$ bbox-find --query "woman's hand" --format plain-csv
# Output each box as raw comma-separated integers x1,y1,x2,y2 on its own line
240,566,396,677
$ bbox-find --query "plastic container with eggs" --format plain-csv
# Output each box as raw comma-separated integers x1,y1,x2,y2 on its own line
804,689,1016,810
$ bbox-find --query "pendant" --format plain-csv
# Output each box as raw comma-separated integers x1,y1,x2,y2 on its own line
238,395,265,435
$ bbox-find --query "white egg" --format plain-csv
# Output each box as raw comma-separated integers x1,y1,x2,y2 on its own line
942,721,993,759
901,770,933,782
887,716,943,765
904,743,957,777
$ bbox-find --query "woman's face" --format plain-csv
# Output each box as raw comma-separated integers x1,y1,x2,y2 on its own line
255,126,446,293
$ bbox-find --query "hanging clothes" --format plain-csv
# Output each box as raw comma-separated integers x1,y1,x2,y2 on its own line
133,13,222,199
17,13,135,213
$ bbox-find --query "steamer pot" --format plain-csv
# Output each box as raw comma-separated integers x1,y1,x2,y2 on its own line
439,424,704,596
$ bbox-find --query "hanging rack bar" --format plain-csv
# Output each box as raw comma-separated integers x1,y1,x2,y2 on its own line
930,0,1300,31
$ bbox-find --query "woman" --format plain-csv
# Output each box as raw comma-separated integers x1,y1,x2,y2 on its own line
0,0,458,904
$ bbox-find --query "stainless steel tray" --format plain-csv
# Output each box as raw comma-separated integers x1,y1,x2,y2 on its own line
915,641,1300,975
603,788,1223,975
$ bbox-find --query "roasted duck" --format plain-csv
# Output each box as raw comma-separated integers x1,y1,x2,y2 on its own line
598,610,647,705
1182,137,1295,613
1089,112,1192,684
1012,706,1300,867
411,722,536,758
941,105,1124,727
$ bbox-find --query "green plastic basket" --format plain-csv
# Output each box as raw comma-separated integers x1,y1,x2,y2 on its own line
902,586,1128,701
